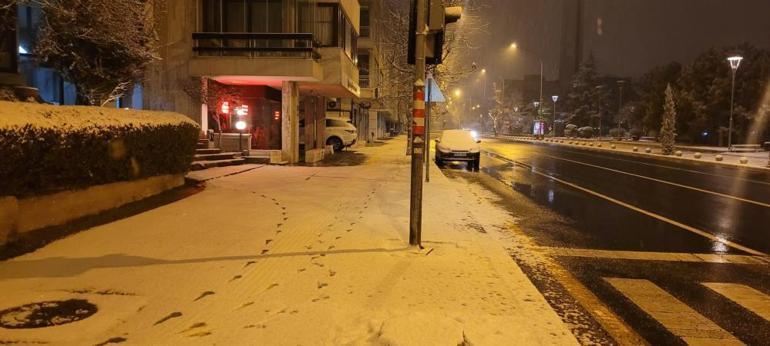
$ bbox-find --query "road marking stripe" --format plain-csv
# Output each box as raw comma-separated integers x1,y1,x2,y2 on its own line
483,150,767,257
496,138,770,187
542,247,768,265
543,154,770,209
561,147,770,187
605,278,744,345
703,283,770,321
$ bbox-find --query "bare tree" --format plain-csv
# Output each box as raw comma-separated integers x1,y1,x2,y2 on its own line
431,0,487,127
32,0,158,106
378,0,414,132
377,0,485,133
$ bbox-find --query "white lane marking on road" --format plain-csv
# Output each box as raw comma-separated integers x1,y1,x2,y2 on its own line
703,283,770,321
483,149,767,257
543,247,768,265
604,278,744,345
492,138,770,187
543,154,770,209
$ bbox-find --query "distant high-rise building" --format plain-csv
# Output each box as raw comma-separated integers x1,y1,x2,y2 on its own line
557,0,770,79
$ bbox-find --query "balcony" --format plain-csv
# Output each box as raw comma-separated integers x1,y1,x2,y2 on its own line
192,32,320,59
189,32,324,84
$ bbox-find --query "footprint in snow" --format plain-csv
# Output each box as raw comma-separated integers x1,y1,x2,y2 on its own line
154,312,182,326
194,291,215,301
180,322,207,333
94,337,127,346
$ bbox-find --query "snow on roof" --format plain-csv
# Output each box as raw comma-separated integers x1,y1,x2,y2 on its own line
0,101,199,130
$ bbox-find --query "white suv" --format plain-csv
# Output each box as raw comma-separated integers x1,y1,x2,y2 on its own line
301,119,358,152
324,118,358,152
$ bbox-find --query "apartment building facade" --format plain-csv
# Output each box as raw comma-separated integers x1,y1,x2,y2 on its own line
353,0,393,144
144,0,362,163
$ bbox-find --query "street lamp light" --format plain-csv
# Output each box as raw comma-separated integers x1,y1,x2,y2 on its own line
727,55,743,151
551,95,559,137
509,43,544,120
235,120,247,153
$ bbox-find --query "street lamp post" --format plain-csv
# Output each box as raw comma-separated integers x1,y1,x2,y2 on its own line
551,95,559,137
617,80,625,139
510,42,544,121
533,101,541,139
727,55,743,151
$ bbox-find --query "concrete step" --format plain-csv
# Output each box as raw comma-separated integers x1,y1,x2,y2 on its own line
194,152,239,161
190,158,246,171
243,156,270,164
195,148,222,155
196,142,210,149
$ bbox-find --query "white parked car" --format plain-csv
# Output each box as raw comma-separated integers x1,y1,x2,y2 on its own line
435,129,481,171
324,118,358,152
299,118,358,152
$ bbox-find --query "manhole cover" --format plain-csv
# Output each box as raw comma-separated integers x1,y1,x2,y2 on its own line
0,299,97,329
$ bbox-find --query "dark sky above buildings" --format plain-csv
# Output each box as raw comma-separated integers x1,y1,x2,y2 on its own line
471,0,770,83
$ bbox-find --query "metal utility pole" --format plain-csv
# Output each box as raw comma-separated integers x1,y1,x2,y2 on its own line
409,0,427,247
539,60,544,119
425,75,432,183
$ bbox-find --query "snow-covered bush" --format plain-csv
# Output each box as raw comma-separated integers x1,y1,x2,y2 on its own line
0,102,199,196
608,128,626,138
564,124,578,137
578,126,594,138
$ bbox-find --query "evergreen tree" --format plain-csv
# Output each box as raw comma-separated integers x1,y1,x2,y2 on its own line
567,55,609,126
660,84,677,155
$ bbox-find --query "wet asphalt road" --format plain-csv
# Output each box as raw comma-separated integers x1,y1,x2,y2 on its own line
440,138,770,345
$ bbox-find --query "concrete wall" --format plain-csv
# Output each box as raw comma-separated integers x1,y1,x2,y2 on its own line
0,174,185,247
143,0,200,122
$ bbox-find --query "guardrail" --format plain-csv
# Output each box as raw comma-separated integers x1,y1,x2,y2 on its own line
192,32,320,60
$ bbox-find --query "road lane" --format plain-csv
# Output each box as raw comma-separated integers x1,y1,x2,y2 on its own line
442,138,770,344
481,139,770,255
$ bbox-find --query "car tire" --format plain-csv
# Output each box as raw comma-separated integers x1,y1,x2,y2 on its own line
327,137,344,152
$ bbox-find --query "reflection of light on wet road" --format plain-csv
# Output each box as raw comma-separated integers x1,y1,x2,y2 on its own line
548,189,555,204
483,149,768,257
713,239,729,253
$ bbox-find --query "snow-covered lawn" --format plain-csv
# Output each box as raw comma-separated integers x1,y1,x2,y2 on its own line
0,137,576,345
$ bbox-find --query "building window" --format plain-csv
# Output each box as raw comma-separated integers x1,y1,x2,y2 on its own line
360,6,370,38
316,4,357,60
358,53,369,88
201,0,285,33
316,4,337,46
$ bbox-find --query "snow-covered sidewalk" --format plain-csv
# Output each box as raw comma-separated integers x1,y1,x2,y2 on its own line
0,136,576,345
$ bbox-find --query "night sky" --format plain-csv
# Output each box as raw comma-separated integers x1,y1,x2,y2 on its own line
472,0,770,83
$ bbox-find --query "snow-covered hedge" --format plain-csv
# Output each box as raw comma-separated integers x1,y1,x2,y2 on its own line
0,101,199,197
